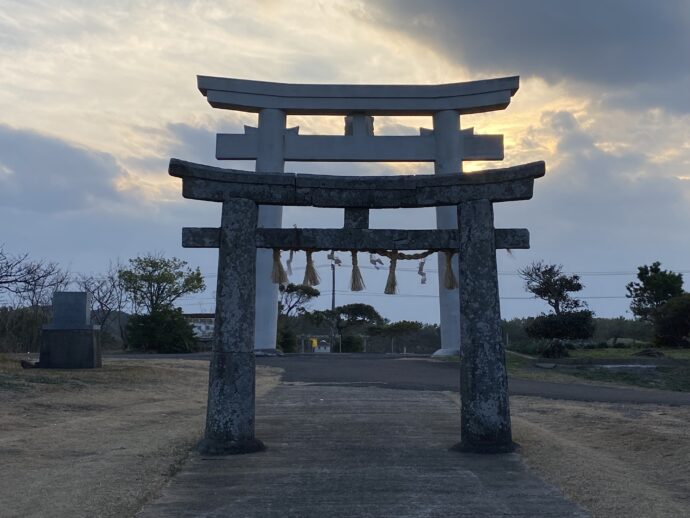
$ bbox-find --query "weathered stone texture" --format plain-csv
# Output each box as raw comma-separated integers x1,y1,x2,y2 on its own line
183,227,529,251
456,200,513,452
343,208,370,229
213,200,258,354
40,328,101,369
169,158,545,208
201,199,263,454
50,292,91,328
200,351,263,454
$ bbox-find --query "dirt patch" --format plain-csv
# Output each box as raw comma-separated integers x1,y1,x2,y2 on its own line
447,391,690,517
0,356,281,518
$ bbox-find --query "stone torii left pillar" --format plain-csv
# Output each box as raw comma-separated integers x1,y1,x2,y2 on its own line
199,198,264,454
254,109,286,353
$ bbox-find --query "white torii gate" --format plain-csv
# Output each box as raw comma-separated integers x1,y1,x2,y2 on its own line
196,75,519,355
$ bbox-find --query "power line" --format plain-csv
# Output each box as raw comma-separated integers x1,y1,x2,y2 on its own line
198,265,690,279
178,291,631,302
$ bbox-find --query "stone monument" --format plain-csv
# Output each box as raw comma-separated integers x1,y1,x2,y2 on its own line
40,291,101,369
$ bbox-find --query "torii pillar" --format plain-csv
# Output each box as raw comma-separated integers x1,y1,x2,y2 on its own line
432,110,463,357
253,109,286,353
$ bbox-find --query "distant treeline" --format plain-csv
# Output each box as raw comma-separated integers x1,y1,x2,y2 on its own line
502,316,654,348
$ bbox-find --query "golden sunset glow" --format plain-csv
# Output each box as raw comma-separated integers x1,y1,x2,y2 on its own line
1,0,688,320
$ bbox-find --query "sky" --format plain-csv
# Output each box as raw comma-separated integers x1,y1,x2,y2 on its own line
1,0,689,323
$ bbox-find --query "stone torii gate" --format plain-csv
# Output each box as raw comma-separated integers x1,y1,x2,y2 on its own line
170,158,545,454
196,75,519,356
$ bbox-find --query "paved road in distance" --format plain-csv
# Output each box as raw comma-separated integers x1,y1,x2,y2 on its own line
259,353,690,406
108,352,690,406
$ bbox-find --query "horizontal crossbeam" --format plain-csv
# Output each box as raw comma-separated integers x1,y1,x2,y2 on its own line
182,228,529,251
169,159,545,208
215,129,503,162
198,75,519,116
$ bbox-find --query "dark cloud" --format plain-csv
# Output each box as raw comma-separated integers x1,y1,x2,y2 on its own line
370,0,690,112
0,124,125,213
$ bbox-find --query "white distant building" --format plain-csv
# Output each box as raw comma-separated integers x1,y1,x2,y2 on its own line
184,313,215,340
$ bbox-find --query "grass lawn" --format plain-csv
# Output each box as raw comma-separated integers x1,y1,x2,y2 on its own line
569,347,690,361
504,345,690,392
432,348,690,392
568,364,690,392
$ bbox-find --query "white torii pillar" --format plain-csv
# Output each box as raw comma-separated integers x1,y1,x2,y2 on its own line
253,108,285,352
432,110,462,356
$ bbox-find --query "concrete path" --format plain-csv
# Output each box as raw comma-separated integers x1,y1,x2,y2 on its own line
138,383,587,517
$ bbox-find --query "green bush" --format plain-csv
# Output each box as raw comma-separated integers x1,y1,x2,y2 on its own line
126,306,197,353
340,335,363,353
525,311,595,340
653,294,690,347
539,339,569,358
278,327,298,353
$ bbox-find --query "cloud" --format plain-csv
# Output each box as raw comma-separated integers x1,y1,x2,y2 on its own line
369,0,690,112
0,124,126,213
494,109,690,299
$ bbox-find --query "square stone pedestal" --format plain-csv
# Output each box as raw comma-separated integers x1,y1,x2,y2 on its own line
40,327,102,369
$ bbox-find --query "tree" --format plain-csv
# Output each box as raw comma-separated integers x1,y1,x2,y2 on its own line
0,246,71,351
278,283,320,317
126,306,197,353
0,246,30,299
519,261,593,340
519,261,586,315
0,245,68,300
276,283,320,353
77,261,132,347
77,267,120,327
524,311,594,340
118,254,205,314
15,261,70,352
311,303,385,351
370,320,424,353
118,254,205,353
652,294,690,347
626,262,684,322
332,303,385,337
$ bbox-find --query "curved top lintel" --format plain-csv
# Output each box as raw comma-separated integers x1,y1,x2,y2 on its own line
169,158,545,208
197,75,520,115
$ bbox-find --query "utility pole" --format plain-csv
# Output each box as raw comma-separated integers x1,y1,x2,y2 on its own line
330,262,336,353
327,251,342,353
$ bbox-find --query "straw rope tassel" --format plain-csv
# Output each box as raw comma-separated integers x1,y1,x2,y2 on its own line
418,259,427,285
303,250,321,286
271,249,288,285
443,251,458,289
350,251,365,291
286,250,294,276
384,253,398,294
